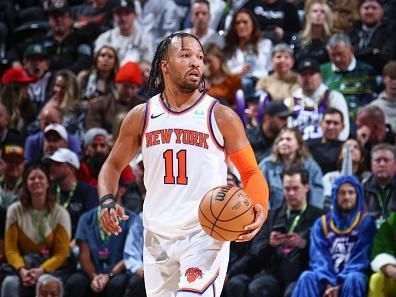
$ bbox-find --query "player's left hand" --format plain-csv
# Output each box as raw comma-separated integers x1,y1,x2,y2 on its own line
235,204,267,242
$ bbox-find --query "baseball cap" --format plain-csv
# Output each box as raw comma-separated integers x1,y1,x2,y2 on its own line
115,62,142,86
264,101,291,117
1,67,35,85
44,124,68,141
113,0,135,12
2,145,24,161
24,43,49,59
84,128,110,145
297,57,320,74
47,0,71,15
45,148,80,169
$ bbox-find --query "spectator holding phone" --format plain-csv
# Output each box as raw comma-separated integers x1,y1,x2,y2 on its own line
224,167,323,297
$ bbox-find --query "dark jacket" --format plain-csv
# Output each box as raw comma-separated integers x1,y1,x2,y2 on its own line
363,175,396,220
228,203,324,284
348,21,395,73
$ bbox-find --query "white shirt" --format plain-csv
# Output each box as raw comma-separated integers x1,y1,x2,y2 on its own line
285,83,350,141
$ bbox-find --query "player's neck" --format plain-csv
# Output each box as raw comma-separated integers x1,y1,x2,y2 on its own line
162,89,202,112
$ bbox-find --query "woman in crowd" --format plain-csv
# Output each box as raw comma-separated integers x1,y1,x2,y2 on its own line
2,162,71,297
204,43,242,107
224,8,272,98
256,43,299,101
45,70,85,139
259,127,324,210
78,45,119,100
322,138,366,210
293,0,333,64
0,67,36,135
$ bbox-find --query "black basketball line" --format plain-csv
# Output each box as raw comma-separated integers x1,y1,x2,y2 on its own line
210,188,241,234
216,204,254,222
199,205,247,233
210,228,227,240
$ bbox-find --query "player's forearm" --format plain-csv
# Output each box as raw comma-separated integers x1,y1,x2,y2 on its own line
98,160,122,198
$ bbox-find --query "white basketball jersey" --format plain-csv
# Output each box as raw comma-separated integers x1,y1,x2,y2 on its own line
141,93,227,237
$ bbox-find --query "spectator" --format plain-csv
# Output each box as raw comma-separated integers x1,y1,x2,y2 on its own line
347,0,394,73
85,62,145,134
64,191,135,297
0,66,36,134
0,145,24,208
78,45,119,101
247,100,290,163
293,0,332,64
256,44,299,101
322,138,365,210
43,124,71,157
23,43,52,112
24,108,81,162
356,105,394,171
308,108,345,174
292,175,376,297
242,0,301,44
320,33,378,121
225,8,273,98
123,153,145,213
94,0,154,66
122,207,145,297
2,162,72,297
183,0,225,49
134,0,179,47
78,128,135,187
0,102,24,154
370,60,396,133
203,43,242,106
35,274,63,297
285,57,350,141
369,212,396,297
45,69,85,138
285,57,349,140
259,127,324,209
225,167,324,297
8,0,92,74
46,148,98,238
363,143,396,227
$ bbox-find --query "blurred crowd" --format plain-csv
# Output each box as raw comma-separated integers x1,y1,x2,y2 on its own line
0,0,395,296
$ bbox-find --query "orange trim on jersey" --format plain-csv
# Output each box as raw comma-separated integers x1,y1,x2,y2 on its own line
158,92,206,115
207,99,224,151
178,268,219,294
140,100,151,142
329,212,362,235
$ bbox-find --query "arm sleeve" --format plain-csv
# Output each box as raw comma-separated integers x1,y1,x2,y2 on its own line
309,217,337,285
337,215,376,282
4,223,25,270
229,146,269,210
123,214,144,273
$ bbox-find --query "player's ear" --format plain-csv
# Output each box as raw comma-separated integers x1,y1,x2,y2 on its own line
160,60,168,73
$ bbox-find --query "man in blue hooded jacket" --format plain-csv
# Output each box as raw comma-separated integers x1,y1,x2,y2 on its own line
292,175,377,297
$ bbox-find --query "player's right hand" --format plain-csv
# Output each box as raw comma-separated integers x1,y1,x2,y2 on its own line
99,203,129,236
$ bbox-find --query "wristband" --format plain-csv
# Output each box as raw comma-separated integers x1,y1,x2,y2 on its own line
99,194,115,205
100,194,116,211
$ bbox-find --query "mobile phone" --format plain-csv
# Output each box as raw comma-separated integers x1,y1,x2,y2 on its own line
272,224,287,234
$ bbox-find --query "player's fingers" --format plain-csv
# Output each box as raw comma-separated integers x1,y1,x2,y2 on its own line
100,209,119,235
108,208,122,235
116,205,129,221
99,210,112,234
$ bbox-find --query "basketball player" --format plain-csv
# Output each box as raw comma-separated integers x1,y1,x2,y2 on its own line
98,32,269,297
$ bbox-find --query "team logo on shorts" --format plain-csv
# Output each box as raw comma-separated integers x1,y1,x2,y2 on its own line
185,267,203,283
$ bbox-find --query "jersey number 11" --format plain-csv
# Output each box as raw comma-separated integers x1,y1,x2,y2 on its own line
163,149,188,185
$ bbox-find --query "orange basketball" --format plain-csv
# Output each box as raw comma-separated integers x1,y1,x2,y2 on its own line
198,185,255,241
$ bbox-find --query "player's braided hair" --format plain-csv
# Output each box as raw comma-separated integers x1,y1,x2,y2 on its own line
147,32,206,96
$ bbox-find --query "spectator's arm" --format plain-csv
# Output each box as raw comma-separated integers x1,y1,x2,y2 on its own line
41,208,71,272
79,241,97,279
306,159,324,209
337,215,376,282
124,214,144,274
283,3,302,42
309,217,337,285
111,259,125,275
4,224,25,270
371,213,396,272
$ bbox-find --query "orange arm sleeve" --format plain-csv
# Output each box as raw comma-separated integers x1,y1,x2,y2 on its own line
229,146,269,209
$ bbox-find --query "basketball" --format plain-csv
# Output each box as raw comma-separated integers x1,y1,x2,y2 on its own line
198,185,255,241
